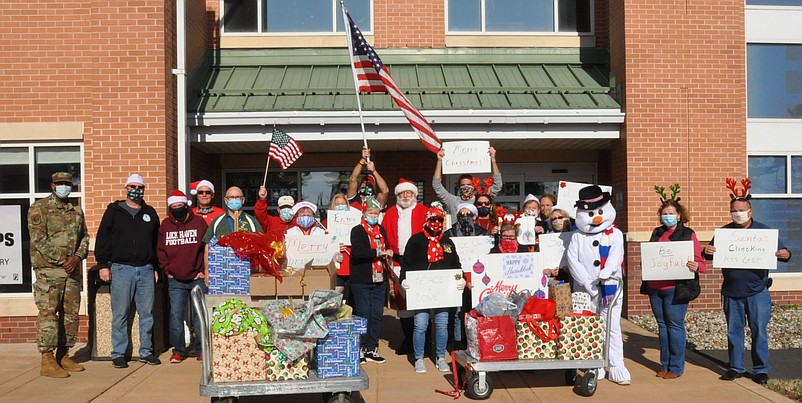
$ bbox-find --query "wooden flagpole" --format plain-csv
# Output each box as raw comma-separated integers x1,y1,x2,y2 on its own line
340,0,370,153
262,124,274,187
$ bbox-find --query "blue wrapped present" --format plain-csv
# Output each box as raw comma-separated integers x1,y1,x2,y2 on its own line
315,316,367,378
207,236,250,295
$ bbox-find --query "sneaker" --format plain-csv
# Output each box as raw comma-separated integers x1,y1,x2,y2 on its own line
436,358,450,372
359,349,366,364
170,353,184,363
414,358,427,374
364,349,386,364
112,357,128,369
138,354,161,365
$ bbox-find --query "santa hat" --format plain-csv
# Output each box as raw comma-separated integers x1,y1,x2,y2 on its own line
457,202,478,217
395,178,418,196
189,179,215,195
167,189,191,207
523,194,539,204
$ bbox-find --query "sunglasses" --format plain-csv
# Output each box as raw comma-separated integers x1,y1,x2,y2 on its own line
196,190,213,195
501,235,517,240
551,216,565,221
127,185,145,190
428,217,444,223
476,202,491,207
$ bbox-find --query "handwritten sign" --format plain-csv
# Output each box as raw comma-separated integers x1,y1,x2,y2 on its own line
284,234,338,270
538,231,573,270
441,141,491,175
326,210,362,246
0,206,23,284
451,236,494,273
640,241,695,280
713,228,779,270
556,181,613,219
403,269,464,310
514,216,537,245
470,253,547,307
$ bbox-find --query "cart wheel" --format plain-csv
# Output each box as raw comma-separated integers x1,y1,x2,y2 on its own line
210,397,237,403
565,369,579,386
323,392,354,403
464,373,494,400
576,371,598,397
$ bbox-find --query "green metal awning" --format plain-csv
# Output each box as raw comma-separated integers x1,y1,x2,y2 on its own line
188,48,620,114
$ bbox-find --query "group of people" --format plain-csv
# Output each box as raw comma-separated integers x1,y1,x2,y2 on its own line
28,150,791,387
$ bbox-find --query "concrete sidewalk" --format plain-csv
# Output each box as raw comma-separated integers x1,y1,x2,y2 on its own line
0,318,794,403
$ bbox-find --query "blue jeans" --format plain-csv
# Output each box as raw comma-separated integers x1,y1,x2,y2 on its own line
723,290,772,374
168,278,206,356
351,282,386,351
110,263,155,359
414,309,449,360
648,286,689,375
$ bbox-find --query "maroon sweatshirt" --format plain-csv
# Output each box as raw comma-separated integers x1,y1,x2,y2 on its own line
157,210,208,282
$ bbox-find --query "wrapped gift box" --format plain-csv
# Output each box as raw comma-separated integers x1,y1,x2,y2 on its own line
314,316,367,378
212,331,267,382
557,314,605,360
208,236,250,295
516,319,558,359
548,280,572,317
266,349,309,381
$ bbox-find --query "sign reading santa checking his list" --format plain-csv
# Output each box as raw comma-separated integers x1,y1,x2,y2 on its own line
469,252,548,307
712,228,778,270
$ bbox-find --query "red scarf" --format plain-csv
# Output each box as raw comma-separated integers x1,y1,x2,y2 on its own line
424,224,444,262
499,238,519,254
361,219,385,274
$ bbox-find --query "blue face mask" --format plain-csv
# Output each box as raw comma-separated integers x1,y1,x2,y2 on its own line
365,216,379,226
226,198,243,212
297,215,316,229
54,185,71,199
661,214,678,227
279,208,293,222
334,204,349,211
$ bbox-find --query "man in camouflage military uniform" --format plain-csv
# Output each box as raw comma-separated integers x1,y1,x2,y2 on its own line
28,172,89,378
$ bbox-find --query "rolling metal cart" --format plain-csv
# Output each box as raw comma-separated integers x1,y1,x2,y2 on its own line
454,278,624,399
190,286,369,403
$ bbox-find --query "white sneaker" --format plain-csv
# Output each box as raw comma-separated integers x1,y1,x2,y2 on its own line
414,358,427,373
436,358,450,372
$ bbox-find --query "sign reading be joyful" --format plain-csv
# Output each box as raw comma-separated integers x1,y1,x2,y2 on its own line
713,228,779,270
640,241,695,280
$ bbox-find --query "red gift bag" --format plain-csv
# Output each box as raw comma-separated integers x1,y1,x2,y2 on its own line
465,310,518,362
521,297,556,320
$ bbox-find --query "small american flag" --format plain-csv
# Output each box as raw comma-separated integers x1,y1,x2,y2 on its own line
269,128,303,170
345,12,442,154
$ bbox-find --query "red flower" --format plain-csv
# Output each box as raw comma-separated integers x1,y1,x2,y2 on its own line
560,182,566,188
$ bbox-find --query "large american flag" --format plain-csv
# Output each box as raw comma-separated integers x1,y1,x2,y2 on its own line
345,12,442,154
269,128,303,170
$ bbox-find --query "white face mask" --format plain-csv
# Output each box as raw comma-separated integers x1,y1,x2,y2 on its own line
731,210,750,225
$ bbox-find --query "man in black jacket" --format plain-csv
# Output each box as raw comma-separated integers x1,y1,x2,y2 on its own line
95,174,161,369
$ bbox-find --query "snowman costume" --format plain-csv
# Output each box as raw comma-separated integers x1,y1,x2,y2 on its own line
566,185,631,385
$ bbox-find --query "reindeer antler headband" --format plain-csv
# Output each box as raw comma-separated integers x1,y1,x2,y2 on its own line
654,183,681,203
726,178,752,200
471,177,495,197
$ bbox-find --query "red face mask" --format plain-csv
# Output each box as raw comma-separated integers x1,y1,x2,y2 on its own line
425,220,443,234
499,238,519,253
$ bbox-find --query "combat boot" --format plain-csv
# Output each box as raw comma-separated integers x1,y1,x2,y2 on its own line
57,347,85,372
41,351,69,378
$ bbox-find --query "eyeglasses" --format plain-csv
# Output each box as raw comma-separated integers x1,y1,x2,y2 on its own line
226,195,244,200
551,216,565,221
196,190,213,195
476,202,491,207
398,190,414,196
127,185,145,190
428,217,444,223
501,235,517,240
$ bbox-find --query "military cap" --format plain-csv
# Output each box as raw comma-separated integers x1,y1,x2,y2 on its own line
51,172,72,184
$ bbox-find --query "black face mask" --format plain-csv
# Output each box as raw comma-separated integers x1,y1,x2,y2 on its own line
458,215,475,230
477,206,491,217
170,205,189,221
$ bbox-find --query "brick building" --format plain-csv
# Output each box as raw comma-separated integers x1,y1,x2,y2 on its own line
1,0,800,343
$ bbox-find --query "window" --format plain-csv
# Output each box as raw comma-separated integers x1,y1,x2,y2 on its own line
0,144,83,294
222,0,371,34
748,155,802,272
746,0,802,5
747,43,802,118
447,0,592,33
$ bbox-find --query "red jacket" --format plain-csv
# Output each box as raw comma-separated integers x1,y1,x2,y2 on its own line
254,199,295,234
157,211,208,282
381,203,427,256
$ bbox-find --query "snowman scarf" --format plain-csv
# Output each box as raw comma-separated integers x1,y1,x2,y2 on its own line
597,227,619,308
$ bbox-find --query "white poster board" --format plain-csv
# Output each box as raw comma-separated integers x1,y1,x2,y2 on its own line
284,234,338,269
403,269,464,310
470,253,548,307
556,181,613,219
326,210,362,246
451,236,494,273
640,241,695,280
0,206,23,284
441,141,491,175
538,231,573,270
514,216,538,245
712,228,779,270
